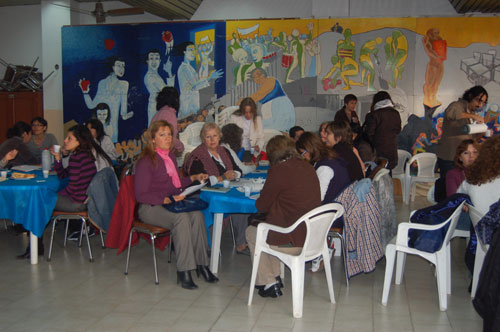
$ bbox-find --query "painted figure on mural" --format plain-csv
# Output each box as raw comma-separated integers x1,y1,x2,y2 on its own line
249,68,295,132
79,56,133,143
176,42,223,119
359,37,382,92
423,28,446,108
231,48,252,85
247,42,270,74
384,30,408,88
198,38,214,80
322,55,342,91
91,103,113,141
306,38,322,77
283,23,313,83
336,28,362,90
144,49,175,126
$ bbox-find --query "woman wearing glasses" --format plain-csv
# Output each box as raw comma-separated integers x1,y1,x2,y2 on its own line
26,117,59,163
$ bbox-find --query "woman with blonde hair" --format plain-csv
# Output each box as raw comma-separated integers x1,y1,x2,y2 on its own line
135,120,216,289
231,97,265,158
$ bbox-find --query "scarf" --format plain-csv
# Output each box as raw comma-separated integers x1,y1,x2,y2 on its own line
373,99,394,111
184,144,233,176
155,148,181,188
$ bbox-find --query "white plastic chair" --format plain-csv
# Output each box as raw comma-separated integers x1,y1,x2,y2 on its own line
248,203,344,318
381,200,465,311
393,150,411,202
262,128,283,150
467,203,490,298
178,121,205,165
216,105,239,128
404,152,438,204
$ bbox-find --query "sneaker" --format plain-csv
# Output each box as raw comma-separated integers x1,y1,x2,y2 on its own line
67,228,95,241
311,256,323,272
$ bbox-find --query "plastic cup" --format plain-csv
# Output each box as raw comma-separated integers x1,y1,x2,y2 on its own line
485,129,492,138
223,180,230,188
43,170,49,178
244,186,251,197
0,171,7,178
53,145,61,153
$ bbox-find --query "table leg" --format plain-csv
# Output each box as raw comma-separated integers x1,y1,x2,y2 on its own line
209,213,224,274
30,232,38,265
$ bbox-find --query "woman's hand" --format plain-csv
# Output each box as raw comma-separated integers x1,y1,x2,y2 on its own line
3,149,18,162
163,195,185,204
474,114,485,124
224,170,238,180
49,147,61,162
191,173,208,183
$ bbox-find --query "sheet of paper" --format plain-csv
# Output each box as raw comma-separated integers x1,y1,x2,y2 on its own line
180,181,207,196
10,165,41,172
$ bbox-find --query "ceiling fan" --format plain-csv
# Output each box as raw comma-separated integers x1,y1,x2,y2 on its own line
52,0,145,24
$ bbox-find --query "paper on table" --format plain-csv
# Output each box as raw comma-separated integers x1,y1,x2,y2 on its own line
180,181,207,196
11,165,41,172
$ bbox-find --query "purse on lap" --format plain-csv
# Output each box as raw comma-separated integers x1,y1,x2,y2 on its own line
163,196,208,213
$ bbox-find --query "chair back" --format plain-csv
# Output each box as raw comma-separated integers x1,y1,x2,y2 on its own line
179,121,205,149
440,200,467,250
466,203,489,253
300,203,344,260
405,152,437,178
216,105,239,128
394,149,411,176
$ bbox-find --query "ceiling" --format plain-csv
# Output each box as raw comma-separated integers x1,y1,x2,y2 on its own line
0,0,203,20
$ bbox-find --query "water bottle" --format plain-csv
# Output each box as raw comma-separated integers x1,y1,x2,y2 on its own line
42,149,51,172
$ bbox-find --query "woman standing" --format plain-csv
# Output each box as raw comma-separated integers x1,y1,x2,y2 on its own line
151,87,184,153
231,97,265,157
334,94,360,129
26,117,58,163
135,120,215,289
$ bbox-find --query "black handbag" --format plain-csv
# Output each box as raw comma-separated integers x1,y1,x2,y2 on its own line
163,197,208,213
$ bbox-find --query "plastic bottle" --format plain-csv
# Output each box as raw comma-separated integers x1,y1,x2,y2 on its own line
42,149,51,172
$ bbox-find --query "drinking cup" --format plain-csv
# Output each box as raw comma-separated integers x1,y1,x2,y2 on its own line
43,170,49,178
244,186,251,197
0,171,7,178
223,180,230,188
53,145,61,153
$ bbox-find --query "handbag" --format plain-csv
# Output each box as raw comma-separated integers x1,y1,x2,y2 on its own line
247,212,267,227
163,197,208,213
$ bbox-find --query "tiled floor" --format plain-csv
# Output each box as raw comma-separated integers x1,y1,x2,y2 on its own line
0,194,482,332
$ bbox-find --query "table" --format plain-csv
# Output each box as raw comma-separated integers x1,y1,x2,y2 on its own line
0,170,64,264
200,167,268,273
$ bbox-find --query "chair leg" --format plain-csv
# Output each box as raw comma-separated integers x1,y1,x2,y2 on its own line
83,220,94,262
151,234,159,285
280,262,285,280
100,231,105,249
124,228,134,275
167,233,172,263
395,251,406,284
78,221,84,248
47,217,58,261
63,219,69,247
472,246,486,298
435,251,448,311
381,245,396,305
290,259,305,318
248,248,262,306
322,247,335,304
229,216,236,248
446,244,452,295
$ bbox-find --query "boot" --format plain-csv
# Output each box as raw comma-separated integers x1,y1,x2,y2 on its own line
177,270,198,289
196,265,219,283
17,241,44,260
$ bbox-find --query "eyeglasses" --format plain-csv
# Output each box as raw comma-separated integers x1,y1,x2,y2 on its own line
32,124,44,127
300,150,308,157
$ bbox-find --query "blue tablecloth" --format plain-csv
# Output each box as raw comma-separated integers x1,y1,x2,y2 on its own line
0,170,66,237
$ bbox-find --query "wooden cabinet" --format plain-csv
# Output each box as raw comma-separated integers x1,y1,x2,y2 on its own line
0,91,43,143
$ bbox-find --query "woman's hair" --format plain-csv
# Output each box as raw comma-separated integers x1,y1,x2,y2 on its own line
221,123,243,152
453,139,479,169
234,97,258,125
465,135,500,185
319,121,330,135
86,118,106,142
296,132,337,163
6,121,31,139
156,86,180,112
266,135,299,166
344,94,357,105
327,121,353,146
199,122,221,142
370,91,393,112
140,120,174,166
31,117,48,127
67,125,110,167
462,85,488,103
92,103,111,125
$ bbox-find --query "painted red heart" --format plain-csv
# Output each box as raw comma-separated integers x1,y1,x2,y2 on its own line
162,31,173,43
104,38,115,50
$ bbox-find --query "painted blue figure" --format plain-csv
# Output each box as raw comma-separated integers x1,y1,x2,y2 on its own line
79,56,133,142
249,68,295,132
176,42,223,119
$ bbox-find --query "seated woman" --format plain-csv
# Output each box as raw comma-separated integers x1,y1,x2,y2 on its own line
446,139,479,197
86,118,118,167
151,87,184,153
325,121,365,181
221,123,257,175
230,97,265,160
135,120,216,289
318,121,329,144
26,117,58,163
246,135,321,298
184,122,242,184
0,121,37,169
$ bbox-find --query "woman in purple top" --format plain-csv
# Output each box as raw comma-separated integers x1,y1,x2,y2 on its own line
151,87,184,153
135,120,216,290
446,139,479,196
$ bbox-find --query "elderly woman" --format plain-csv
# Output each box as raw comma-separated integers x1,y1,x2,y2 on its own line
231,97,265,160
246,135,321,298
135,120,215,289
151,87,184,153
26,117,58,163
0,121,37,169
184,122,242,184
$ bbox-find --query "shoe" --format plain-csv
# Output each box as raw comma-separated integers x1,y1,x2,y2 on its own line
68,228,95,241
16,243,44,260
258,283,283,298
236,247,251,256
256,276,283,290
196,265,219,283
177,271,198,289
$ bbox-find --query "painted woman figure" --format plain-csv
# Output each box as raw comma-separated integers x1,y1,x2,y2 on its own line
423,28,446,108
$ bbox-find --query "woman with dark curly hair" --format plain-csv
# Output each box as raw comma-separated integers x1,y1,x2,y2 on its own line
151,87,184,153
458,135,500,214
221,123,257,175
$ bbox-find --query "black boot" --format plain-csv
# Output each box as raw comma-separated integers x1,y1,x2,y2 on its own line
196,265,219,283
17,242,44,260
177,270,198,289
258,283,283,298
